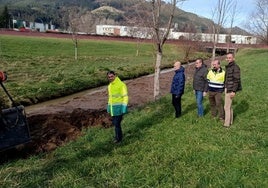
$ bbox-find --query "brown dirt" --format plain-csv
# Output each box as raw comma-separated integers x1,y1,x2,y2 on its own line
24,70,182,152
1,67,197,162
0,30,211,162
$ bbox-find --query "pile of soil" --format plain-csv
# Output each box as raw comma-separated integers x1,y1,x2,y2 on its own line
27,108,111,152
1,109,111,163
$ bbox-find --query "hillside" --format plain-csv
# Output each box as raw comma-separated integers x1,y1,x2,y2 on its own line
0,0,241,34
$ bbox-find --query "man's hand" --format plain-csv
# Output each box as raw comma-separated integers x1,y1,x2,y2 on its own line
0,71,7,82
230,92,236,98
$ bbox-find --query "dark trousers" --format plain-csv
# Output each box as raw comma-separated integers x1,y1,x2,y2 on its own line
208,91,224,119
172,94,182,118
112,115,123,142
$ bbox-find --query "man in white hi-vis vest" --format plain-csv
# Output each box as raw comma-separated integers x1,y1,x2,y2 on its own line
107,71,128,143
207,60,225,121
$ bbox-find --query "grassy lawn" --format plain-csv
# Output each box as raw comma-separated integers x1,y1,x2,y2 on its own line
0,35,207,106
0,48,267,187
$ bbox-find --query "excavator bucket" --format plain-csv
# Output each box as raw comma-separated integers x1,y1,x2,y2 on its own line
0,105,31,151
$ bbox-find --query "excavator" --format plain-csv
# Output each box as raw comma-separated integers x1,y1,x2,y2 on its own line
0,71,30,151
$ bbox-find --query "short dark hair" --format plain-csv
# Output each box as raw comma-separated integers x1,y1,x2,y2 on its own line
227,52,235,57
196,58,204,64
107,70,115,76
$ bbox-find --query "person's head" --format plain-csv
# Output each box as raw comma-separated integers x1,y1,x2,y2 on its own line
226,52,235,64
107,71,116,82
211,59,221,71
173,61,181,70
195,58,203,68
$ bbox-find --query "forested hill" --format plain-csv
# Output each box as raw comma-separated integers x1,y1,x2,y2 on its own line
0,0,234,34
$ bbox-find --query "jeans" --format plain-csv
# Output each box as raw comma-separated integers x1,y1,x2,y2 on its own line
172,94,182,118
112,115,123,142
195,90,204,117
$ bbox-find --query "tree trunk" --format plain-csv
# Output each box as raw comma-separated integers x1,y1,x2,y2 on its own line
267,26,268,45
153,51,162,100
75,47,77,60
212,26,216,61
212,41,216,61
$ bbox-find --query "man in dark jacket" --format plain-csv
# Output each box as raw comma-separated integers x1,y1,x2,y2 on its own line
170,61,185,118
193,58,208,117
224,52,242,127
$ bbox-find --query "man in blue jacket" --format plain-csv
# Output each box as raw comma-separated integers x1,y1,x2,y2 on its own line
170,61,185,118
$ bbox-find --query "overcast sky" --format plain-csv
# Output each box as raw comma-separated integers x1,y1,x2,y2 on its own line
177,0,256,28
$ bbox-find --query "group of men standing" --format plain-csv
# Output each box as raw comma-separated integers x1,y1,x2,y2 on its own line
171,52,241,128
107,52,241,143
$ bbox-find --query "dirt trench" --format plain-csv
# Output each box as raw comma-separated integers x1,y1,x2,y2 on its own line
0,108,111,163
1,54,214,163
27,108,111,152
0,30,230,164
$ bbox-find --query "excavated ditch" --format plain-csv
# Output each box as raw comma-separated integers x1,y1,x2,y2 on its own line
1,108,111,163
1,57,212,164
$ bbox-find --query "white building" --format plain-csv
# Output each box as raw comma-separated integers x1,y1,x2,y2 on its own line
96,25,153,39
96,25,128,36
96,25,257,44
29,22,55,32
12,19,55,32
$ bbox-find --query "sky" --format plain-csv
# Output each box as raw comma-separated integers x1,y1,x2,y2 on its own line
177,0,256,28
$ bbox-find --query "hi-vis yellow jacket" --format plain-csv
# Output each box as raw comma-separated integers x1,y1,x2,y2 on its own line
207,68,225,92
107,77,128,116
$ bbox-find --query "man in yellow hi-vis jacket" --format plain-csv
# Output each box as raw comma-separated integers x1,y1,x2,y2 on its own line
207,60,225,121
107,71,128,143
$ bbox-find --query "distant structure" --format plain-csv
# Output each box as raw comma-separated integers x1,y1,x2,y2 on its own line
96,25,257,45
12,19,55,32
96,25,153,39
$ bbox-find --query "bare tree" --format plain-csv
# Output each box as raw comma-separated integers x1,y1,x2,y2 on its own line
68,7,82,61
123,2,153,57
179,23,200,63
149,0,186,100
211,0,232,60
69,23,79,60
247,0,268,44
226,0,238,53
178,34,200,63
125,0,186,99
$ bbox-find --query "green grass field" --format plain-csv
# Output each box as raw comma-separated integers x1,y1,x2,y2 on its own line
0,47,267,187
0,35,207,106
